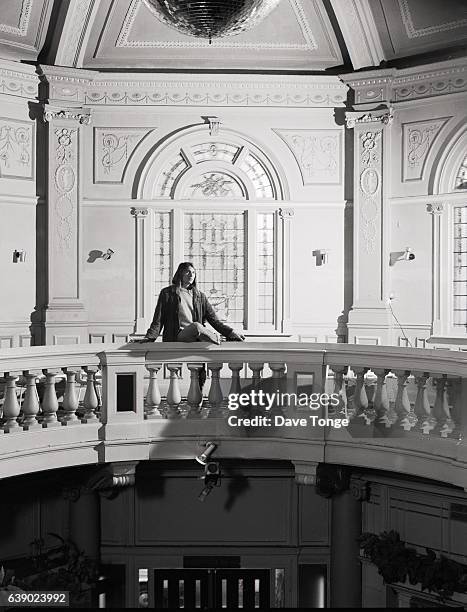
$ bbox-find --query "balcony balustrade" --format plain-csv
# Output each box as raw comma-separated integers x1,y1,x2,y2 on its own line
0,342,466,488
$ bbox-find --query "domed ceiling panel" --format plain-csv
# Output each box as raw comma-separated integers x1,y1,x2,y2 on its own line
370,0,467,59
81,0,342,70
0,0,54,61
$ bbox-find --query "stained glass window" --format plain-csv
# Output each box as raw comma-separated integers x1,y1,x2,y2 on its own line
186,172,245,199
257,212,275,325
155,141,276,200
184,212,245,326
155,152,189,198
453,205,467,330
456,154,467,189
154,211,172,301
191,142,239,164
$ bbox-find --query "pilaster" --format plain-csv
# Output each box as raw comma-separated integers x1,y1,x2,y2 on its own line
346,109,393,345
34,103,91,345
131,207,149,335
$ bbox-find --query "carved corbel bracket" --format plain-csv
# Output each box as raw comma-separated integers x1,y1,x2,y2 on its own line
346,107,394,129
86,461,139,498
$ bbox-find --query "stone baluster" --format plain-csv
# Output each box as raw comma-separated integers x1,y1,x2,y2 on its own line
228,363,243,397
447,379,461,439
41,369,61,428
414,374,436,434
249,362,264,388
3,372,21,433
330,367,347,417
82,366,99,423
186,363,204,416
394,370,416,431
352,368,373,424
145,364,162,419
373,369,393,427
269,362,286,414
166,364,182,417
433,375,454,438
21,370,42,430
61,368,80,425
208,363,224,414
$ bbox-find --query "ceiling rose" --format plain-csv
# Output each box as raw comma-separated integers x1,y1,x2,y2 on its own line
143,0,282,40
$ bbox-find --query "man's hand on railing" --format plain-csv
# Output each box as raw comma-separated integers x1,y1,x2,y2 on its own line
130,337,154,343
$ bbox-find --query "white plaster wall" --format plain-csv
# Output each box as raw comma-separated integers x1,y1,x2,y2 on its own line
290,206,344,342
0,95,37,347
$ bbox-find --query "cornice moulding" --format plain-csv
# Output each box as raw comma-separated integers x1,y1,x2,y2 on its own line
84,74,348,108
0,58,38,99
341,58,467,106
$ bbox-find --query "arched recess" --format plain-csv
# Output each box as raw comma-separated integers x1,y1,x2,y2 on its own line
136,125,289,201
134,124,291,335
431,122,467,194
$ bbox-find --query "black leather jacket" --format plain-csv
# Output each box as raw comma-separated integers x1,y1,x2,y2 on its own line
145,285,234,342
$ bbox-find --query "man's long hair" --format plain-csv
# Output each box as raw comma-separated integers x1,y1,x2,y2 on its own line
172,262,197,288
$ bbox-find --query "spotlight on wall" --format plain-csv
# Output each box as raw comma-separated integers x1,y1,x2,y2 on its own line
102,248,114,261
389,248,416,266
195,441,217,465
13,250,26,263
312,249,328,266
198,461,221,502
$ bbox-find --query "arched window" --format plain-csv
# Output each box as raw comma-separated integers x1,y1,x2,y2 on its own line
148,131,288,334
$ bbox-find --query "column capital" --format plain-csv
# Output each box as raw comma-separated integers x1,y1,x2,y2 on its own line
279,207,294,220
43,104,91,125
293,461,318,486
426,203,444,215
131,207,149,218
346,107,394,129
349,476,370,501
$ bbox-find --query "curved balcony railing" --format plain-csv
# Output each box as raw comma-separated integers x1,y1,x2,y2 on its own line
0,343,466,488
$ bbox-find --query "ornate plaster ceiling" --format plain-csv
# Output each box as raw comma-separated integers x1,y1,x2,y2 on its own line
81,0,342,70
0,0,466,71
0,0,53,61
370,0,467,60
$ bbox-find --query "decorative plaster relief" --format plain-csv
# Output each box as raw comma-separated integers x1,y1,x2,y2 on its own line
0,119,33,179
94,127,152,183
398,0,467,39
54,127,77,252
0,65,37,98
394,69,467,101
85,83,346,107
0,0,33,37
359,129,382,254
273,129,341,185
117,0,317,50
402,117,449,181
